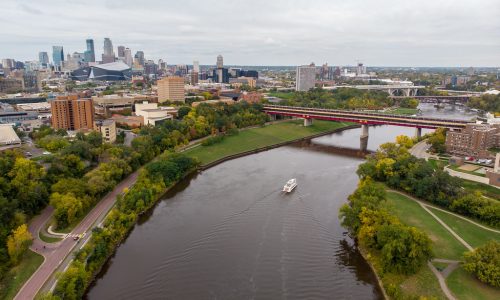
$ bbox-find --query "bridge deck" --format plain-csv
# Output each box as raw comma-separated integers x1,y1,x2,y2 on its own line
263,105,470,129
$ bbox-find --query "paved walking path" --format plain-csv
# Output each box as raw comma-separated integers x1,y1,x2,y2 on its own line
15,171,139,300
387,190,500,299
410,140,438,160
444,166,491,184
390,190,473,251
428,261,457,300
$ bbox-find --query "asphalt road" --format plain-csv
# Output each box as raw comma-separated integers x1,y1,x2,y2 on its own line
15,171,139,300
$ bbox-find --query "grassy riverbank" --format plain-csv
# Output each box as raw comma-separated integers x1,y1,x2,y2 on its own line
386,191,500,299
0,250,43,300
183,119,352,165
386,192,467,260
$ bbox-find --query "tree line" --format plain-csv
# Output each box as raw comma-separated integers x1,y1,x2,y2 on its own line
350,136,500,288
357,138,500,228
467,93,500,114
1,100,268,294
340,177,433,299
274,88,394,110
49,153,199,300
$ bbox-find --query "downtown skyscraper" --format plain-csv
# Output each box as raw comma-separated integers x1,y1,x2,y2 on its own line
84,39,95,63
52,46,64,69
38,52,49,67
102,38,115,64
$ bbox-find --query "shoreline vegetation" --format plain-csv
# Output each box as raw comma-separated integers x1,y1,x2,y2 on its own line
42,119,356,299
342,136,500,299
184,119,356,167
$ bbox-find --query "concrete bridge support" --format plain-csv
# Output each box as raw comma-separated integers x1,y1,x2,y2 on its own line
360,124,369,151
415,127,422,139
304,118,313,127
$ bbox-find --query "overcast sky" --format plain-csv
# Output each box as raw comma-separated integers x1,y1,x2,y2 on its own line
1,0,499,67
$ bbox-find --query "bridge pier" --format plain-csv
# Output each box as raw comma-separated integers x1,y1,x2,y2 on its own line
360,124,369,151
303,118,313,127
415,127,422,139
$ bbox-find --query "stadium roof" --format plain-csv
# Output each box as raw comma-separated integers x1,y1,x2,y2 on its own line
94,61,131,71
0,124,21,145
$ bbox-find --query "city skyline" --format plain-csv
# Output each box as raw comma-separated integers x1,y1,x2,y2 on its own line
1,0,499,67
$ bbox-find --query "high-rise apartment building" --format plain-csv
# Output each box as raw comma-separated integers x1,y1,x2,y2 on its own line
38,52,49,67
50,95,95,131
446,123,500,158
216,55,223,69
124,48,133,67
102,38,115,63
1,59,15,69
157,77,185,103
193,60,200,73
85,39,95,62
295,64,316,91
52,46,64,68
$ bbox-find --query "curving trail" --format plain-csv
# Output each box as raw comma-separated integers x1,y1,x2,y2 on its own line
15,171,139,300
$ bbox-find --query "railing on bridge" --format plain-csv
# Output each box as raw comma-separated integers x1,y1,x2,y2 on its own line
262,104,471,129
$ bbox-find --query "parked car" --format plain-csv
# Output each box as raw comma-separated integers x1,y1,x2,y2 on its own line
42,151,51,155
25,151,32,157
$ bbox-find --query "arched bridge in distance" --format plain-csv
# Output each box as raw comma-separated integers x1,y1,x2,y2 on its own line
262,104,472,150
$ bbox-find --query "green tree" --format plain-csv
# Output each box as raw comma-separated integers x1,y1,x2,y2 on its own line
53,261,90,300
9,158,48,215
376,224,433,274
50,193,84,228
7,224,33,265
85,131,103,148
177,106,191,119
463,240,500,287
427,128,447,154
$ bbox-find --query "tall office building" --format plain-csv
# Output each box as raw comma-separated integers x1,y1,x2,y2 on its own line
117,46,125,58
356,63,366,75
124,48,133,67
295,64,316,91
193,60,200,73
52,46,64,68
85,39,95,62
102,38,115,63
216,55,223,69
213,68,229,83
50,95,95,131
38,52,49,67
134,51,145,66
157,77,185,103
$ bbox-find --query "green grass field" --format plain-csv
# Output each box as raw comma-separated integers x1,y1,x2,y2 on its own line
460,179,500,201
427,207,500,248
391,264,447,299
39,231,62,243
0,250,44,300
184,120,351,165
448,164,486,177
267,91,295,100
428,158,447,170
386,192,468,260
447,267,500,300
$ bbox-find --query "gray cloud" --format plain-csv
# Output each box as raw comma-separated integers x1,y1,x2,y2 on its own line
0,0,499,66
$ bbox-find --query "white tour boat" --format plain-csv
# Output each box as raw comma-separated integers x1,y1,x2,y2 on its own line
283,178,297,193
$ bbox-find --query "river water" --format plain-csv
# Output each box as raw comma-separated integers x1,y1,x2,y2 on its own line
87,104,475,299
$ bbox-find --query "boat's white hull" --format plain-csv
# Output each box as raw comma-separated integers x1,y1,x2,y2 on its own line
283,183,297,193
